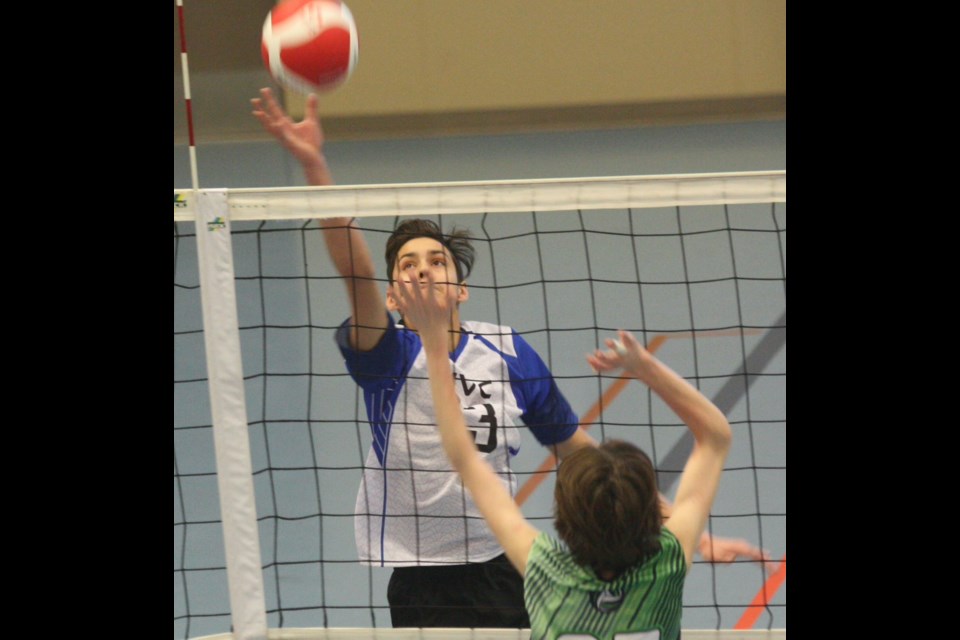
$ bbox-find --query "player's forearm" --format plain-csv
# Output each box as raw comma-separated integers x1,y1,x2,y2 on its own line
422,337,474,471
551,427,596,460
319,217,377,280
302,153,334,187
659,493,716,545
319,217,386,350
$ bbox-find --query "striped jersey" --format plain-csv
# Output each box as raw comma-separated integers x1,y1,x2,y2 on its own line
524,530,687,640
337,315,579,567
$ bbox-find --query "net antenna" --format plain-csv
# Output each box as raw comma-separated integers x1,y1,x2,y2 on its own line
174,171,785,639
175,0,200,191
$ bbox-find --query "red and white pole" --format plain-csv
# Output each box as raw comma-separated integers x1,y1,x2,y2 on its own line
175,0,200,190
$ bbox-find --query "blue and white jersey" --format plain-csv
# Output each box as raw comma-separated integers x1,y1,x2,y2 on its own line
337,315,579,567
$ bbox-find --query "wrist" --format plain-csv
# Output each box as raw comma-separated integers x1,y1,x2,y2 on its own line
419,329,449,352
302,155,332,185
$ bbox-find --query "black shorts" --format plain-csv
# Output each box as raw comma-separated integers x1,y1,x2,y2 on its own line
387,553,529,628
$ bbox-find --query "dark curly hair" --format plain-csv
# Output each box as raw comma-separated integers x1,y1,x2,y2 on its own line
554,440,663,578
384,219,476,284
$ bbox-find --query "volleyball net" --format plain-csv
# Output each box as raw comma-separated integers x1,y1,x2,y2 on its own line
173,172,786,640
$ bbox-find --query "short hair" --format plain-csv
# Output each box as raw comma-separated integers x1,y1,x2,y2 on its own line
384,219,476,283
553,440,663,578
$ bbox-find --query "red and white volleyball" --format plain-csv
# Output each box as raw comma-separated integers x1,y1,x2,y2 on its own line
261,0,359,94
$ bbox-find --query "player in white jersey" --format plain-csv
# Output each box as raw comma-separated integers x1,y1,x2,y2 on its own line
250,87,772,629
337,217,585,626
340,312,580,567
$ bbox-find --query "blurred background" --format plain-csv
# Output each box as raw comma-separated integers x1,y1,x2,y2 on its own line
173,0,785,145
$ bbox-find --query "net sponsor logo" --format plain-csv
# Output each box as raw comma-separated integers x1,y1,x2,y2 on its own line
174,194,188,208
207,216,226,231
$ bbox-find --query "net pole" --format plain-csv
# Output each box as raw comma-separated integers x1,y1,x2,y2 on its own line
195,190,268,640
177,2,267,635
175,0,200,191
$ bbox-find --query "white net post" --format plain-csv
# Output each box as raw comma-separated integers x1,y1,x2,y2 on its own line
194,190,268,640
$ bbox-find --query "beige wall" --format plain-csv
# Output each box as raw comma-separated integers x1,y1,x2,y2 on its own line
173,0,785,143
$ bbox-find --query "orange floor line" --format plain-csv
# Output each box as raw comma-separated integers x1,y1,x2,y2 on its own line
514,335,666,507
733,555,787,629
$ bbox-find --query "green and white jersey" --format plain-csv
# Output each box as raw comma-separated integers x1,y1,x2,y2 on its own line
524,530,687,640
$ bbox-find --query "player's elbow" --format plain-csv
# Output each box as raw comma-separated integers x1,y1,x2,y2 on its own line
708,418,733,453
695,413,731,452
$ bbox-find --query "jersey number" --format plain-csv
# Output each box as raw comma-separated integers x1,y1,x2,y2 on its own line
465,403,498,453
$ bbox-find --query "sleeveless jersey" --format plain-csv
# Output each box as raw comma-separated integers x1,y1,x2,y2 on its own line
524,530,687,640
337,316,579,567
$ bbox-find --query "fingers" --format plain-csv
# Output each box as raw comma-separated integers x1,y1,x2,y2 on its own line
752,549,776,573
740,545,768,561
604,337,625,355
585,353,603,371
250,94,266,116
702,538,775,570
390,279,412,317
619,330,639,349
391,275,414,309
304,93,319,122
738,546,777,573
393,271,433,311
256,87,287,121
251,88,271,113
251,88,285,128
260,86,277,107
586,346,620,372
250,100,267,122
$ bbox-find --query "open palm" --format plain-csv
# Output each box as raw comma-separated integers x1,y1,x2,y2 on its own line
251,87,324,165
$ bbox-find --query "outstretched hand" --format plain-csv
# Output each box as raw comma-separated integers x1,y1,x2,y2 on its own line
586,330,655,380
251,87,325,167
391,272,456,347
699,534,777,573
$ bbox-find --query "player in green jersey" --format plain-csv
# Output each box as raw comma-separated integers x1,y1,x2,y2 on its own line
393,270,734,640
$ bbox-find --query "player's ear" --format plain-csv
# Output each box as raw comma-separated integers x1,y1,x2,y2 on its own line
457,281,469,304
386,283,399,311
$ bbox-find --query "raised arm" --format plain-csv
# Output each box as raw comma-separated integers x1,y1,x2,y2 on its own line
587,331,732,570
392,272,540,575
251,88,387,350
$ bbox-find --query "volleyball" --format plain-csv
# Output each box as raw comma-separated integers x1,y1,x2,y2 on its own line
261,0,359,95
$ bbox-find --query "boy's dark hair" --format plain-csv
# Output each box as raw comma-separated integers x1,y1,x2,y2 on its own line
554,440,663,578
385,219,476,283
